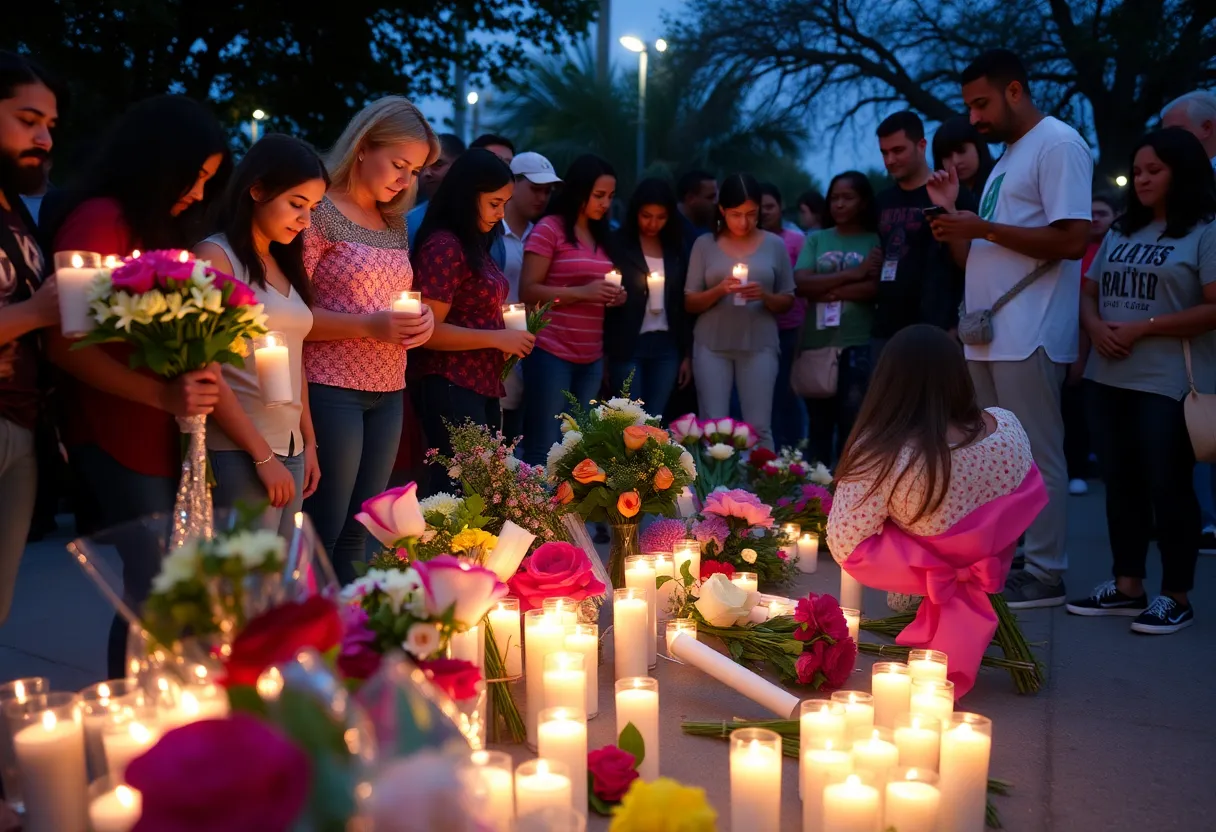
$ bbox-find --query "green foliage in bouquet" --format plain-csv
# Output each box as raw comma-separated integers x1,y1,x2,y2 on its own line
501,300,555,380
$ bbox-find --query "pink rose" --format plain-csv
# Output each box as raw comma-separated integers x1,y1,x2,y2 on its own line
413,555,508,627
216,274,258,307
795,649,822,685
417,657,482,701
110,258,158,294
508,541,607,611
355,483,425,546
669,413,702,445
793,592,849,643
702,489,774,528
588,745,640,802
813,637,857,690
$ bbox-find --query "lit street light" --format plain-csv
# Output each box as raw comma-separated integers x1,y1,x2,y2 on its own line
467,91,481,142
619,35,668,180
250,109,267,144
466,91,479,106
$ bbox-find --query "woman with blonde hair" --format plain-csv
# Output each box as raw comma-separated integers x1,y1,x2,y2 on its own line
301,96,438,581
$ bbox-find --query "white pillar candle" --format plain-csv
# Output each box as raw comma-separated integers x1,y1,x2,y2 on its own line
909,679,954,728
732,263,749,306
563,623,599,717
502,303,528,331
799,699,846,799
802,742,852,830
524,610,568,748
884,772,941,832
841,607,860,644
850,727,900,783
79,679,139,782
668,632,798,717
672,539,700,587
613,588,650,680
450,623,485,669
89,783,141,832
56,251,102,338
102,719,161,781
13,702,88,832
542,651,586,715
604,270,623,288
823,774,880,832
254,335,293,407
646,272,665,312
830,691,875,736
651,554,676,618
664,618,696,660
0,676,49,814
675,487,697,518
514,759,572,819
894,715,940,771
840,569,863,612
624,555,658,669
542,597,580,628
469,750,514,832
615,678,659,781
871,662,912,729
937,714,992,832
797,533,819,573
538,708,587,815
161,685,228,729
729,728,781,832
907,649,949,684
780,523,800,561
488,599,523,679
730,571,758,594
391,290,422,314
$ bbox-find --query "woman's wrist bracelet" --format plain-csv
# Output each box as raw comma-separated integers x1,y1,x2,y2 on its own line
253,451,275,466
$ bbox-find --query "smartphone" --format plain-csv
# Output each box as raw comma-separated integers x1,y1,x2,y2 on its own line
922,206,948,219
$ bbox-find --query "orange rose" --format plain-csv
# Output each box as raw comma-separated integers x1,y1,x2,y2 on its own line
644,426,670,444
572,458,607,484
556,481,575,504
654,466,674,491
617,490,641,518
623,426,650,451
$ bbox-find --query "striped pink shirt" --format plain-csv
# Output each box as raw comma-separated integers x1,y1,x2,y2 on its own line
525,216,614,364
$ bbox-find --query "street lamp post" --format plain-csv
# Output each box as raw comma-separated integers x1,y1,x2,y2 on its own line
251,109,266,144
467,91,480,143
620,37,667,181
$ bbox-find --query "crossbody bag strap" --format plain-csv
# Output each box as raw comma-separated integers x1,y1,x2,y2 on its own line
989,259,1058,315
1184,340,1198,394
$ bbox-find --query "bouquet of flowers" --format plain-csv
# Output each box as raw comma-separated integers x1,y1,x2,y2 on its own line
547,394,697,586
501,300,555,380
670,414,758,501
775,482,835,538
690,489,793,586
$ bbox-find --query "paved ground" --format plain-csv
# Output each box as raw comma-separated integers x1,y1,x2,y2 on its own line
2,487,1214,830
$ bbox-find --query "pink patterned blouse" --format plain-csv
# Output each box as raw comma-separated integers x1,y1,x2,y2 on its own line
302,198,413,392
826,408,1034,563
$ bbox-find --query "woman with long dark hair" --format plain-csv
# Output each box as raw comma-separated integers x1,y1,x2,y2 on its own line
195,134,327,537
46,94,232,678
518,153,622,464
931,116,995,197
794,170,881,465
605,177,691,419
413,148,534,484
1067,127,1216,634
684,173,795,449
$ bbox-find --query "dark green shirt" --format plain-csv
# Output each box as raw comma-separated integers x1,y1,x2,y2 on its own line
796,228,879,350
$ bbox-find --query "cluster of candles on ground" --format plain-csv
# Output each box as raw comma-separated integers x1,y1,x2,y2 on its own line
0,673,230,832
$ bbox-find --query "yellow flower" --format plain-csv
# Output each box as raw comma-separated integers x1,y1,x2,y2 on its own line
449,528,498,556
609,778,718,832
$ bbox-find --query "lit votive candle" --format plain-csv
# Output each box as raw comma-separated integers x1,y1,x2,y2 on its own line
624,555,658,668
779,523,800,561
909,679,955,727
802,739,852,832
650,553,676,618
729,728,781,832
884,767,940,832
79,679,140,782
538,708,588,814
101,715,162,782
798,532,819,573
451,623,485,669
542,651,586,715
468,750,514,832
850,726,900,783
822,772,880,832
907,648,949,684
672,539,701,587
894,714,941,772
488,598,523,679
0,677,47,815
830,690,875,735
800,699,847,798
615,678,659,781
731,263,749,306
841,608,860,646
613,588,650,680
731,571,758,594
664,618,696,661
253,331,293,406
542,597,580,628
514,759,572,819
391,290,422,315
871,662,912,728
9,693,88,832
840,570,863,613
56,250,102,338
88,780,142,832
937,714,992,832
604,269,623,288
162,684,229,728
502,302,527,331
646,272,665,313
524,610,568,748
562,623,599,717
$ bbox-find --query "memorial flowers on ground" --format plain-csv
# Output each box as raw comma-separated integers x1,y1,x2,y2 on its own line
690,488,792,586
671,414,758,501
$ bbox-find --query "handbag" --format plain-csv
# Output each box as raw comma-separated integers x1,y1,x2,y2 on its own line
1183,340,1216,462
791,346,841,399
958,260,1057,345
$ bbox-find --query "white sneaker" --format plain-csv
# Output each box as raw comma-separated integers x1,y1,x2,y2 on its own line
1068,478,1089,496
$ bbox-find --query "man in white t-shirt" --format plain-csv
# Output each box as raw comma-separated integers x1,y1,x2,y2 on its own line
928,49,1092,609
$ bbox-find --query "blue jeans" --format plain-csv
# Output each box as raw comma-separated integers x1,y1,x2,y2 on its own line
521,348,603,465
211,449,306,539
772,326,809,449
418,374,502,493
73,443,178,679
1195,464,1216,530
303,384,404,583
609,331,681,421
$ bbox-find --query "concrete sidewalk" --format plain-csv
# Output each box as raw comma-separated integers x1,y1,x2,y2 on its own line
1,488,1213,830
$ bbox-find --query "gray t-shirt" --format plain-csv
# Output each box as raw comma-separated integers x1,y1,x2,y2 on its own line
685,231,796,352
1084,219,1216,399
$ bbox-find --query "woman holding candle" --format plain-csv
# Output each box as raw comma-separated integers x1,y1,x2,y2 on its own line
44,95,232,679
518,154,623,465
193,134,327,537
684,173,795,450
300,97,438,582
412,149,535,490
793,171,881,466
604,178,692,421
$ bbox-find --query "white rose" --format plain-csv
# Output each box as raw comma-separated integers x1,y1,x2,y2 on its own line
151,542,200,593
694,573,759,627
810,463,834,485
403,622,443,658
741,548,758,564
378,567,423,613
216,529,286,569
707,443,735,461
678,449,698,480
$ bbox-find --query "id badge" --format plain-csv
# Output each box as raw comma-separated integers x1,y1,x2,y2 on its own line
822,301,842,327
881,258,899,282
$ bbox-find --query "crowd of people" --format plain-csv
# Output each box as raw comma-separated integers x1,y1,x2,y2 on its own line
0,45,1212,671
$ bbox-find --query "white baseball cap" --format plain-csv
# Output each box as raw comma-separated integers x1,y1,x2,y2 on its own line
511,152,562,185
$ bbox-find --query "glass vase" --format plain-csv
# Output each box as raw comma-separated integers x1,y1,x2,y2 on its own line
171,413,213,551
607,520,641,589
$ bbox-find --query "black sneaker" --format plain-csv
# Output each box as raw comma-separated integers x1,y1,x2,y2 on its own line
1130,596,1194,634
1065,581,1148,617
1002,569,1066,609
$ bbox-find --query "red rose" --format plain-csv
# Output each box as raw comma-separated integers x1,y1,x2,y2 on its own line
748,448,777,468
587,745,640,802
793,593,849,643
508,541,607,611
789,463,806,477
700,559,736,581
814,637,857,690
762,463,781,476
795,649,822,685
417,657,482,701
223,597,342,687
127,714,309,832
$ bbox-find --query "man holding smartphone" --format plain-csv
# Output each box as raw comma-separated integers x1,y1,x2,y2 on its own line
871,111,976,360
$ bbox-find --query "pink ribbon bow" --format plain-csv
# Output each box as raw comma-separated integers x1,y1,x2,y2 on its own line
925,557,1005,605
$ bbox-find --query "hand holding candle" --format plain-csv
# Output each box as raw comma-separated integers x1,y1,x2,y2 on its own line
646,272,665,313
502,303,528,331
731,263,749,306
391,290,422,315
253,331,293,407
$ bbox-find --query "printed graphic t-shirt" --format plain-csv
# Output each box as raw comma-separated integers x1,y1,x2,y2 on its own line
0,203,44,429
1084,219,1216,399
796,227,879,350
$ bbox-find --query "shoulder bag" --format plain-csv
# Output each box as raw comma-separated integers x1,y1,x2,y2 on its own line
1183,340,1216,462
790,306,841,399
958,260,1057,346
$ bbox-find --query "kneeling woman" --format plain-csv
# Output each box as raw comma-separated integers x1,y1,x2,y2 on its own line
826,325,1046,695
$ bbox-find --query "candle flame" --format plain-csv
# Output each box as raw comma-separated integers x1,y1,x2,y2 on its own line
194,665,208,680
471,750,489,766
104,255,120,268
178,250,190,263
907,768,919,780
71,253,84,268
536,760,550,776
846,774,861,787
97,683,111,699
849,693,859,704
871,728,881,740
956,722,973,736
116,785,136,808
911,716,921,730
156,677,170,693
180,691,200,716
14,680,26,703
129,722,153,743
824,739,834,750
256,667,284,700
40,711,56,731
130,249,141,258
